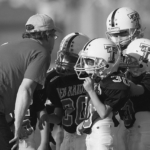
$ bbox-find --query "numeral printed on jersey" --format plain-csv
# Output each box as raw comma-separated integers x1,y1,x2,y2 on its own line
112,76,130,86
82,102,96,128
61,95,88,126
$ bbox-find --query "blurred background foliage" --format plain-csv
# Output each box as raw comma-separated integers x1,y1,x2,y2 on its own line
0,0,150,66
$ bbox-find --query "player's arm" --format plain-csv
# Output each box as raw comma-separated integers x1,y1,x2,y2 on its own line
11,79,37,144
129,80,144,96
88,90,112,119
37,108,50,150
47,107,63,124
83,77,112,119
129,72,150,96
39,107,63,129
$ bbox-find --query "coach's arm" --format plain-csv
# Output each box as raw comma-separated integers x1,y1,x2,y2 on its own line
10,78,37,150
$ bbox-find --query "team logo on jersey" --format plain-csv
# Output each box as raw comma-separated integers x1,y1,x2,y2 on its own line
139,43,150,63
104,44,118,63
128,12,141,29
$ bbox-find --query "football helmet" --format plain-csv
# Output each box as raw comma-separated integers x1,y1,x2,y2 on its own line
125,38,150,76
106,7,143,49
74,38,120,80
55,32,89,75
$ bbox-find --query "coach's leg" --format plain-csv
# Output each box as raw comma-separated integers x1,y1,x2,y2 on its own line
0,113,14,150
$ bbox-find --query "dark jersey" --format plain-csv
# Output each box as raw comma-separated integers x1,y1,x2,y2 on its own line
47,74,87,133
79,71,130,134
119,72,150,128
128,72,150,112
0,39,50,114
45,68,60,89
44,68,60,114
22,89,46,132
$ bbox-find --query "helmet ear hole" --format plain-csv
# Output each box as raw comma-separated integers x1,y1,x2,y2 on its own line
105,64,109,68
139,64,143,68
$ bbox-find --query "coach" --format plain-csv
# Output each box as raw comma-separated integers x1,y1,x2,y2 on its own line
0,14,57,150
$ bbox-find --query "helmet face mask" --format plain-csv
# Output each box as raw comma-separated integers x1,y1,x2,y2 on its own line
123,54,142,77
106,29,138,48
74,38,119,80
55,32,90,75
56,51,78,75
124,38,150,77
106,7,143,49
81,57,108,77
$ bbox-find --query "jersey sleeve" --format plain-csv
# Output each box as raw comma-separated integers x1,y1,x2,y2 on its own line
24,50,50,86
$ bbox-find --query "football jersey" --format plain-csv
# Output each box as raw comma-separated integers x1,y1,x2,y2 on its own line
22,68,59,133
36,67,60,114
22,89,46,134
47,74,87,133
80,71,130,134
45,68,60,89
119,72,150,128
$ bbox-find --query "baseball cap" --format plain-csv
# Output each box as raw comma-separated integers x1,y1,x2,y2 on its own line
25,14,56,33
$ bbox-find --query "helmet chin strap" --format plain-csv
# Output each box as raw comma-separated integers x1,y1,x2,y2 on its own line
89,65,110,83
90,73,102,83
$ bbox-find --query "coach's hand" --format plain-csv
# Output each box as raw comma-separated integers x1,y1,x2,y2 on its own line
9,134,19,150
83,77,94,93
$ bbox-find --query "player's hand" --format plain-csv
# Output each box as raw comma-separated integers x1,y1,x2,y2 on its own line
38,114,49,130
19,126,29,139
83,77,94,93
76,121,84,135
9,134,19,150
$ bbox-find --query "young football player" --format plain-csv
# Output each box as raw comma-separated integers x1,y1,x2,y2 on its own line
38,32,90,150
106,7,143,52
119,38,150,150
105,7,145,150
74,38,131,150
35,66,62,150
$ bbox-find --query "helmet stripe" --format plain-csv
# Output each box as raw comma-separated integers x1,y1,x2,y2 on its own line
111,8,119,27
83,38,97,50
66,32,79,52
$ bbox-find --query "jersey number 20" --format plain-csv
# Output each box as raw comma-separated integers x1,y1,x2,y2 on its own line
61,95,87,126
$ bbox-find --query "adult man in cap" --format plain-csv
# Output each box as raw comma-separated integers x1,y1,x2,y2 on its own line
0,14,57,150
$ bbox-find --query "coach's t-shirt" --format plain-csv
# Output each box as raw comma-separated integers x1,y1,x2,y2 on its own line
0,39,50,114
